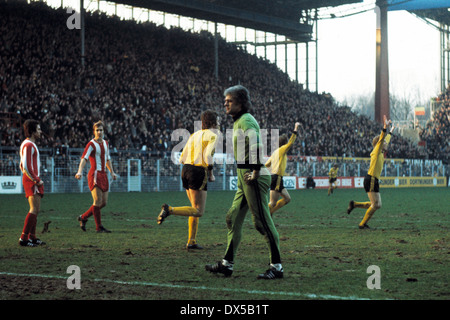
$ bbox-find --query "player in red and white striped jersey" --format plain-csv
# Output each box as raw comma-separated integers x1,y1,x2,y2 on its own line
75,121,117,233
19,119,46,247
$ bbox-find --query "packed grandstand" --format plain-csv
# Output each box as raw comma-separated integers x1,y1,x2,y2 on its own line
0,1,449,165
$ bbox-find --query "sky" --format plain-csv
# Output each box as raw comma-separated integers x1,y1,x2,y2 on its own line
316,3,442,106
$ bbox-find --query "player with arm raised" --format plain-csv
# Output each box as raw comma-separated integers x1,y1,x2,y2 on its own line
265,122,300,215
347,115,396,229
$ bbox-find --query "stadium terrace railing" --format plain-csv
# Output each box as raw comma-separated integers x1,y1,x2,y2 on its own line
0,147,448,194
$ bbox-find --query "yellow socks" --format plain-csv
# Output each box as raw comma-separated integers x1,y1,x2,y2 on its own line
171,206,199,217
359,206,376,227
354,201,371,209
188,216,199,246
269,199,287,215
165,206,201,246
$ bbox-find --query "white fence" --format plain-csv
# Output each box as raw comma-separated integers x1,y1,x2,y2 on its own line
0,147,448,194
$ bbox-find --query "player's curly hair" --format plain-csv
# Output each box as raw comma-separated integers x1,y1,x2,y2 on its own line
224,85,252,112
23,119,39,138
201,110,218,130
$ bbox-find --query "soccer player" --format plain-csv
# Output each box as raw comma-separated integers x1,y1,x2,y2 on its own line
19,119,46,247
205,85,283,279
75,121,117,233
265,122,300,215
157,110,219,250
347,115,395,229
327,164,339,196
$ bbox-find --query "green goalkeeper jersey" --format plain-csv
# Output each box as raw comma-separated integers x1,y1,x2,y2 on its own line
232,112,264,171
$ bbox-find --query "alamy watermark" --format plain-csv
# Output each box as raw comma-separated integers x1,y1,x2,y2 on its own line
170,121,281,167
67,265,81,289
66,8,80,30
366,265,381,290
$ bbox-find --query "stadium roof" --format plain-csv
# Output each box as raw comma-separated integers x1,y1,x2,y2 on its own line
387,0,450,11
388,0,450,27
106,0,363,42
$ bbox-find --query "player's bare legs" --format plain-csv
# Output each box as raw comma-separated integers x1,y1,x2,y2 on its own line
158,189,206,248
269,189,291,215
187,189,207,217
98,190,109,209
28,194,41,215
186,189,207,249
269,190,280,209
91,186,103,207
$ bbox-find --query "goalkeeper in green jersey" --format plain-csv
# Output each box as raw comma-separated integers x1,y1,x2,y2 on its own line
205,85,283,279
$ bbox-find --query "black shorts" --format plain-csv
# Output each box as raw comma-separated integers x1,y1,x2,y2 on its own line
329,177,337,184
270,174,284,191
364,175,379,193
182,164,208,191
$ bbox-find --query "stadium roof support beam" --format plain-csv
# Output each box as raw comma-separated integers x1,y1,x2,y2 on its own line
441,24,450,92
111,0,314,42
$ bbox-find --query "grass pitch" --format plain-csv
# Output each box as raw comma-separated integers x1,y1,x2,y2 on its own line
0,187,448,301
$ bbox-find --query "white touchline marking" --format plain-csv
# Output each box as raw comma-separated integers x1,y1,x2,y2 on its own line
0,271,372,300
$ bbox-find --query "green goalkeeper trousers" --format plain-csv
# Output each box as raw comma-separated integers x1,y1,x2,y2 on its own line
224,168,281,264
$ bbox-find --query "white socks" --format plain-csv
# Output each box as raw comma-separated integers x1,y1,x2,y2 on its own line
222,259,234,269
270,263,283,272
222,260,282,272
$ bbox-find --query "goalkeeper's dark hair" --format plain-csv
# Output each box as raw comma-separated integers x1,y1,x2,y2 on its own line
224,85,252,113
23,119,39,138
201,110,218,130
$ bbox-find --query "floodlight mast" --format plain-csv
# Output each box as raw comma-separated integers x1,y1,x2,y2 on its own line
375,0,390,124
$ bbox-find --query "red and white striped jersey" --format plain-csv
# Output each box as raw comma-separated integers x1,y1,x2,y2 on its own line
81,139,111,173
20,139,41,183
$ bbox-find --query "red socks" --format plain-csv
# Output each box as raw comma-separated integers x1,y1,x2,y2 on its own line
92,206,102,231
81,205,95,220
21,213,37,241
81,205,102,231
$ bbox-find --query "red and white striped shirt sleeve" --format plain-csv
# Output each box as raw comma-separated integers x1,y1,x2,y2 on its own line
20,141,40,184
81,141,94,161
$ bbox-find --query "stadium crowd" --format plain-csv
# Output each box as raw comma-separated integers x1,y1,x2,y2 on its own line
1,1,448,165
418,88,450,162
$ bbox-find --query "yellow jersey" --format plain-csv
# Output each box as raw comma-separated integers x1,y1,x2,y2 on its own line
179,129,218,168
329,167,338,179
265,132,297,176
367,129,392,179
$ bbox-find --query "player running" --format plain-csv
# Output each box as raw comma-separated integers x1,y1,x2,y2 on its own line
157,110,219,250
328,163,339,196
